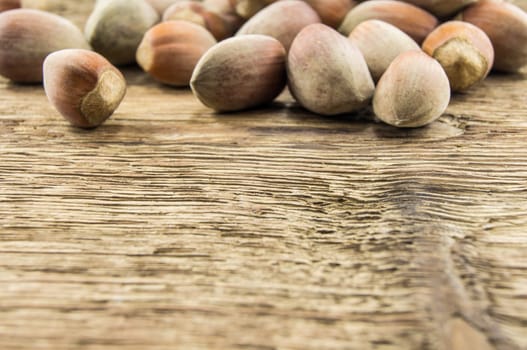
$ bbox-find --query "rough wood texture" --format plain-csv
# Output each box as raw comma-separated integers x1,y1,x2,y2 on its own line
1,2,526,349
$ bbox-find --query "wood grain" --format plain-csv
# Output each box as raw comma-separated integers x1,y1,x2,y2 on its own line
1,2,526,349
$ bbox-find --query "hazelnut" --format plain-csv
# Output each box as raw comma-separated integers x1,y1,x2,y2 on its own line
399,0,477,18
0,0,19,12
338,0,438,44
190,35,287,112
203,0,245,34
422,21,494,92
349,19,420,82
236,0,321,51
85,0,159,66
137,20,216,86
43,49,127,129
229,0,278,19
146,0,183,15
304,0,357,29
459,0,527,72
163,1,235,40
287,23,374,115
373,50,451,128
0,9,90,83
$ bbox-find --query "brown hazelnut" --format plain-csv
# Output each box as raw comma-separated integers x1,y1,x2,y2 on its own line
137,20,217,86
0,8,90,83
43,49,127,128
399,0,477,18
304,0,357,29
0,0,20,12
190,35,287,111
339,0,438,44
163,1,235,40
422,21,494,91
459,0,527,72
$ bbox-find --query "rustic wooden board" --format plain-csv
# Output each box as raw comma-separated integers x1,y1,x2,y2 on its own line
1,2,526,350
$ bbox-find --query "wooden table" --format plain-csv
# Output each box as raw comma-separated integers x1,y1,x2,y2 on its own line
1,2,526,349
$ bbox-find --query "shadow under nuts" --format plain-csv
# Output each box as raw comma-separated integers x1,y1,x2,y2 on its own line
85,0,159,66
373,51,451,128
236,0,321,51
190,35,287,112
44,49,127,129
137,20,216,86
287,23,374,116
0,9,90,83
423,21,494,92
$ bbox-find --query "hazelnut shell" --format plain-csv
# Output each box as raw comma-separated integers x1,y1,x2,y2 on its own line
338,0,438,44
373,50,451,128
287,23,374,115
43,49,127,128
190,35,287,112
136,20,217,86
0,8,90,83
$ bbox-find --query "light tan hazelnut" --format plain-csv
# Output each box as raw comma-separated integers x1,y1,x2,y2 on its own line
85,0,159,66
146,0,184,15
43,49,127,128
459,0,527,72
339,0,438,44
137,20,216,86
236,0,321,51
0,9,90,83
349,19,420,82
373,50,451,128
190,35,287,111
423,21,494,91
287,23,374,115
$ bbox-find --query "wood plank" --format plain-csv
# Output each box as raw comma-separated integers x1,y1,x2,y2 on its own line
0,1,526,349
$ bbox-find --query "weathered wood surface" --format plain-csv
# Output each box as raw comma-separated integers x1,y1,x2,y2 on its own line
1,2,526,350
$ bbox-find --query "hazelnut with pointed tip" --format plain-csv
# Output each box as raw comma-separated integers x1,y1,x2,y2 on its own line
458,0,527,72
137,20,216,86
0,9,90,83
349,19,420,82
43,49,127,128
338,0,438,44
190,35,287,112
373,50,451,128
422,21,494,92
288,23,374,115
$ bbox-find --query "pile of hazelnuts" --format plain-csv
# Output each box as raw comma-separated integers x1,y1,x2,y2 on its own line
0,0,526,129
